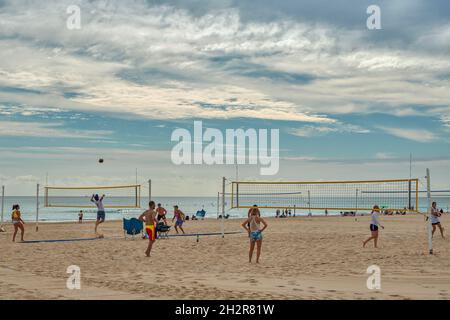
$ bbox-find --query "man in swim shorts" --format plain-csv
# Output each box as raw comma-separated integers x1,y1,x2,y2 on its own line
139,201,158,257
156,203,168,225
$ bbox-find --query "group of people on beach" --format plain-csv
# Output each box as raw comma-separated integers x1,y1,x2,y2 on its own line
90,194,187,242
363,202,445,248
276,208,293,218
6,197,446,264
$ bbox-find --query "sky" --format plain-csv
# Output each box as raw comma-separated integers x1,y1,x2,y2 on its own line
0,0,449,196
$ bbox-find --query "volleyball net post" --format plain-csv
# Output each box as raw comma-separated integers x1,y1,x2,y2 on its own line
36,183,40,232
230,179,419,213
44,184,142,208
148,179,152,203
221,177,226,238
426,169,433,255
216,192,220,219
1,185,4,225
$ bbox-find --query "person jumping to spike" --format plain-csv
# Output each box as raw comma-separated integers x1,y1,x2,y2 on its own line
91,194,106,237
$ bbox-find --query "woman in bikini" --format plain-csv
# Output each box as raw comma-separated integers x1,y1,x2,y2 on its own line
242,207,267,263
11,204,25,242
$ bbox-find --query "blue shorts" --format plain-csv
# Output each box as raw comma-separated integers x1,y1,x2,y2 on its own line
250,230,262,242
370,224,378,231
175,220,183,227
97,211,105,221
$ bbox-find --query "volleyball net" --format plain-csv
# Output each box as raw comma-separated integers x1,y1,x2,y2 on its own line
44,185,141,208
231,179,419,212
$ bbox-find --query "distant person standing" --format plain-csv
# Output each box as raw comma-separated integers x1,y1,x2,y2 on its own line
91,194,106,237
78,210,84,224
11,204,25,242
431,202,445,239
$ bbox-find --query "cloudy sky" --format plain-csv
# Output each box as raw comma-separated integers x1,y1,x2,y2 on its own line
0,0,449,195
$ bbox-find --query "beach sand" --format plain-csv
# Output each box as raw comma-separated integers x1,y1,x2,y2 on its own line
0,214,449,300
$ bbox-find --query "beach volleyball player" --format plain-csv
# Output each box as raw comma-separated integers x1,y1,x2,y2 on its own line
156,203,168,225
172,205,186,234
242,207,268,263
139,201,157,257
91,194,106,237
363,205,384,248
431,202,445,239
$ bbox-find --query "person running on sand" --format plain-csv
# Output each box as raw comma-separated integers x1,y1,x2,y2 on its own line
91,194,105,237
172,205,185,234
139,201,158,257
363,205,384,248
242,207,268,263
156,203,168,225
11,204,25,242
431,202,445,239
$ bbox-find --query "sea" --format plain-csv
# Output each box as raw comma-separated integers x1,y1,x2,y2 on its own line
1,196,449,223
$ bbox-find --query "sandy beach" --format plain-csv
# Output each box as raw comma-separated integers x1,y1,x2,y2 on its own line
0,214,449,300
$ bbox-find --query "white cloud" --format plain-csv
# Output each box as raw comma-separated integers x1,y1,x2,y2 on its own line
441,114,450,128
378,127,438,143
288,123,369,138
0,1,449,123
375,152,395,160
0,121,113,139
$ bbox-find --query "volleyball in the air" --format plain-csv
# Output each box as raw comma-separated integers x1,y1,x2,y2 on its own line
99,158,104,163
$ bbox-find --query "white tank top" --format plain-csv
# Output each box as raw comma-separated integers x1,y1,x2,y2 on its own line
249,216,260,232
371,212,380,226
430,207,440,224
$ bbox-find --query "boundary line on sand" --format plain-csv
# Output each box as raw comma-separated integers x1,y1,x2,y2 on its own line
21,231,244,243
